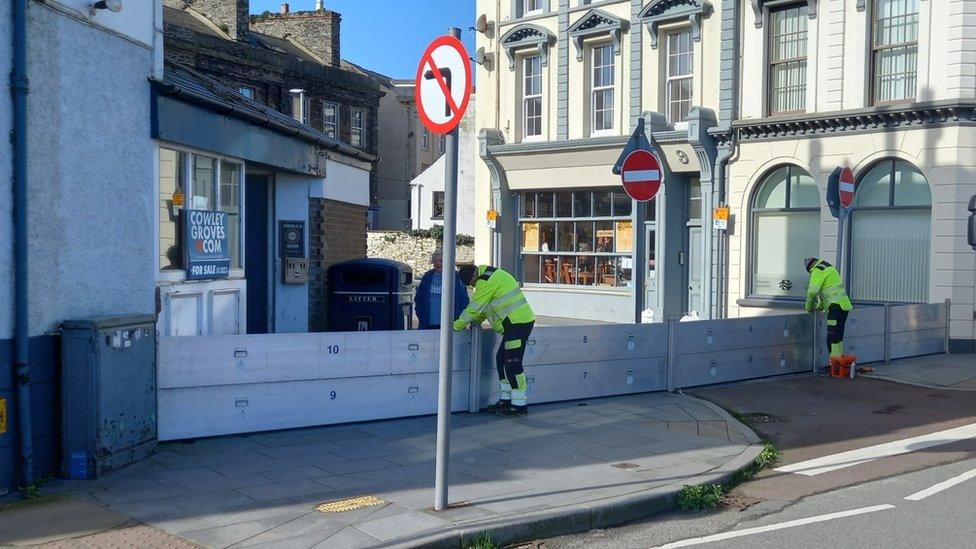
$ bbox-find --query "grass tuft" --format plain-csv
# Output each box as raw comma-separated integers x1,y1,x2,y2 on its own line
677,483,725,511
462,533,498,549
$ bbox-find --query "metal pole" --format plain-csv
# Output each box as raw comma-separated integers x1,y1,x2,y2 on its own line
835,210,845,273
467,327,482,413
12,0,35,487
434,27,462,511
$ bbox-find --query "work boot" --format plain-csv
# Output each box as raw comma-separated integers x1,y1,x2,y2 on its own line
495,404,528,417
483,399,511,413
817,365,830,377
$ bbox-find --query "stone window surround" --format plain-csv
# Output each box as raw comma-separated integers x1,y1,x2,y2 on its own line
568,8,629,61
640,0,713,49
751,0,816,29
501,23,557,71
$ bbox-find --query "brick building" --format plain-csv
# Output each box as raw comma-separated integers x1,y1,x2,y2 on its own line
161,0,383,332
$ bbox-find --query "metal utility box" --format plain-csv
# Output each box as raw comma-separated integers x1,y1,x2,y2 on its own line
327,259,414,332
60,315,157,479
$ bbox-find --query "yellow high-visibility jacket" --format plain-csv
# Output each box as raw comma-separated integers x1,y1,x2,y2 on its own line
805,259,853,312
456,265,535,333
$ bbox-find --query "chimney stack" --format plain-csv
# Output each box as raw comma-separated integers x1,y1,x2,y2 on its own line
250,6,342,67
280,3,290,13
187,0,250,41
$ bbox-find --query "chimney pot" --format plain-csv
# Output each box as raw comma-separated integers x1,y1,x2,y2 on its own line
315,0,324,10
280,3,289,13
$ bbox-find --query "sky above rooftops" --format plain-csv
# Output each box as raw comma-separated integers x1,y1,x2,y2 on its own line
250,0,477,80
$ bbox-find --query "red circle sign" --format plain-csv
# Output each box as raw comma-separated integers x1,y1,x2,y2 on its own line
415,35,472,134
621,150,663,202
839,167,856,209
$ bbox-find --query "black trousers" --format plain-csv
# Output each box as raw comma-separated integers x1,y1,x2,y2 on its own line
826,303,849,356
496,319,534,389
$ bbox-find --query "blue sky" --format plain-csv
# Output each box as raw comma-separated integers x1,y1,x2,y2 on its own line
250,1,476,79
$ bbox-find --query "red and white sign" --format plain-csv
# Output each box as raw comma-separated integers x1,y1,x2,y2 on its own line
415,35,472,134
839,167,856,209
620,149,663,202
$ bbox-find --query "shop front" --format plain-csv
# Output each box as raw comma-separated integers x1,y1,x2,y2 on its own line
152,65,373,337
479,110,721,324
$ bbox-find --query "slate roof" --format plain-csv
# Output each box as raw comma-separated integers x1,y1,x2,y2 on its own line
155,63,377,163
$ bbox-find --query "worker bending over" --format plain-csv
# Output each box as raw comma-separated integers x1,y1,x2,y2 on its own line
804,257,854,373
454,265,536,417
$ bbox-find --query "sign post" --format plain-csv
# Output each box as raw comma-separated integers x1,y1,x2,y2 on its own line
416,28,472,512
834,167,856,272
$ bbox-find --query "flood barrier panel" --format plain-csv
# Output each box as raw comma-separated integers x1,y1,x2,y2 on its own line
157,301,951,440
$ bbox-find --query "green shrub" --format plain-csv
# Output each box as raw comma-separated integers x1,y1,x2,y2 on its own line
462,533,497,549
677,483,724,511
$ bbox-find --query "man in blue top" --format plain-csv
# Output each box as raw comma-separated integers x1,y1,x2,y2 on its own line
415,249,470,330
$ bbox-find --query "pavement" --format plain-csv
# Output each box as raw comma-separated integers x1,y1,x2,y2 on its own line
10,392,761,549
863,353,976,391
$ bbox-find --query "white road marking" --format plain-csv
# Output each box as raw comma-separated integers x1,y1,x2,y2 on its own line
905,467,976,501
623,170,660,183
653,505,896,548
775,422,976,476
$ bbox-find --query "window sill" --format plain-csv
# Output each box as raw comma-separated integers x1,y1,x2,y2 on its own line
523,284,631,295
590,129,617,138
736,297,805,309
521,135,546,143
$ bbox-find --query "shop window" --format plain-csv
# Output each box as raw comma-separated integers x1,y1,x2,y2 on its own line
158,147,244,273
432,191,445,219
664,29,694,124
872,0,918,104
519,189,634,288
850,159,930,302
750,165,820,298
768,4,808,114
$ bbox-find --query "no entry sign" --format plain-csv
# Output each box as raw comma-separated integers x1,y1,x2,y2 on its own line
839,167,856,209
415,35,472,134
620,149,663,202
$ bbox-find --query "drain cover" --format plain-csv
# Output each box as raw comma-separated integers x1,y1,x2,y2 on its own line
611,462,640,470
316,495,386,513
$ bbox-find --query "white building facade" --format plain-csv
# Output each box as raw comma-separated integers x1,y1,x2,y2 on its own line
475,0,729,323
475,0,976,351
409,96,477,236
727,0,976,352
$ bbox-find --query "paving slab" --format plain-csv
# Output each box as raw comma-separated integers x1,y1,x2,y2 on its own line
864,353,976,390
49,392,760,548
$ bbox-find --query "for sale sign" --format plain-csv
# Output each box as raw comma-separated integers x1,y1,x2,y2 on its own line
185,209,230,280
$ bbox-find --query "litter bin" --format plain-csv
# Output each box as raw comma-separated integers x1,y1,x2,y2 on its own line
327,259,414,331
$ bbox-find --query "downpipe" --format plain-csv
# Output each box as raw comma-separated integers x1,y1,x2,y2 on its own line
11,0,35,486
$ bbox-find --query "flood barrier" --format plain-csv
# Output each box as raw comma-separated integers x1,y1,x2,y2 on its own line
157,301,950,440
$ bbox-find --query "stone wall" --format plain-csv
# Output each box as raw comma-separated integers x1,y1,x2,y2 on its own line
188,0,249,39
309,199,368,331
367,232,475,279
250,9,341,67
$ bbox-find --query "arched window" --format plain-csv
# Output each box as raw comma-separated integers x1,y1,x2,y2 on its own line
750,165,820,297
849,159,931,302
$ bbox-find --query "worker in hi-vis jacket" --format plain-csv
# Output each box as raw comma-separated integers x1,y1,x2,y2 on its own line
804,257,854,373
454,265,536,417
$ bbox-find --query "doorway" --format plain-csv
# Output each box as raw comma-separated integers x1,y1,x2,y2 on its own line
245,174,271,334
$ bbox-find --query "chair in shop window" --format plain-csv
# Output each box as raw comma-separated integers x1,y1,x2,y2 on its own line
544,259,557,283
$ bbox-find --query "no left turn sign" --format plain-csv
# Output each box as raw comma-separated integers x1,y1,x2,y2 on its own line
415,35,472,134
